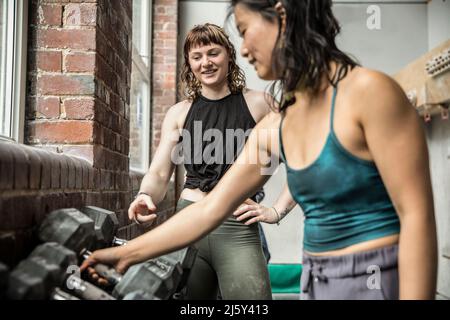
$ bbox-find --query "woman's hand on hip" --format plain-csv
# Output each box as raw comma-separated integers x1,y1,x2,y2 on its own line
233,198,279,225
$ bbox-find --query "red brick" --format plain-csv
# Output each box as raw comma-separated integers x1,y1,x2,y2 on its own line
64,3,97,26
63,98,95,120
28,121,94,144
36,51,62,72
37,74,95,95
37,29,96,50
36,97,60,118
38,4,62,26
65,52,95,72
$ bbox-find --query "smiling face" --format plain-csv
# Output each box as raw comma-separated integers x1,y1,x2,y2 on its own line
188,43,230,89
234,3,280,80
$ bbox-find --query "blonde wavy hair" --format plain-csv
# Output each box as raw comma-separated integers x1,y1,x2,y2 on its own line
180,23,246,101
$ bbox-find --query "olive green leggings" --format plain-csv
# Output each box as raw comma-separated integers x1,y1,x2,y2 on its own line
176,199,272,300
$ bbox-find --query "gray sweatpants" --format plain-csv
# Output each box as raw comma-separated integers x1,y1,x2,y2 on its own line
301,244,399,300
176,198,272,300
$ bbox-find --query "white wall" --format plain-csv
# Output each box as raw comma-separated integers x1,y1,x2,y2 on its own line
425,0,450,301
428,0,450,50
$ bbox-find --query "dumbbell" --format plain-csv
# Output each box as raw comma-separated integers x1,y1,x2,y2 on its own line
27,242,115,300
112,254,183,299
38,208,123,286
79,206,198,298
7,256,83,300
78,206,126,250
39,208,184,299
78,206,198,283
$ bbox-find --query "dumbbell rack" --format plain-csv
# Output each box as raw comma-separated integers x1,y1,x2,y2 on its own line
1,206,197,300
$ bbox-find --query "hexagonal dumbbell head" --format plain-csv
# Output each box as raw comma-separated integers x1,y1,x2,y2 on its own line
112,257,183,300
79,206,119,250
29,243,115,300
38,208,95,254
7,256,61,300
29,242,78,276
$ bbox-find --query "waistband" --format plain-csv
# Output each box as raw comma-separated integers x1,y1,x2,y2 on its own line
176,198,259,233
301,244,398,293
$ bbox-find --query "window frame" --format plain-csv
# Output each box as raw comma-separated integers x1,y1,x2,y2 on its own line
129,0,152,173
0,0,28,143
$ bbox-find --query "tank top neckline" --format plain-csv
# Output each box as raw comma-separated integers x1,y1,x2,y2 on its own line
199,92,233,103
279,85,375,172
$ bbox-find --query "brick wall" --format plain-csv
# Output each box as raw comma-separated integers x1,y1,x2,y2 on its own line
151,0,178,156
0,0,179,267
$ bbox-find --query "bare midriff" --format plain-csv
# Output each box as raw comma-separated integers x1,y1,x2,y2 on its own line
305,234,399,257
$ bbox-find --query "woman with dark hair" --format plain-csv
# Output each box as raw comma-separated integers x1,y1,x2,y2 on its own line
82,1,437,300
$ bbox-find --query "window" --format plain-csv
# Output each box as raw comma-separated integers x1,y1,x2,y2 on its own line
0,0,27,142
129,0,152,172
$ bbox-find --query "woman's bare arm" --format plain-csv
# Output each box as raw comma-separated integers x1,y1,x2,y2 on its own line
82,112,281,273
128,101,190,223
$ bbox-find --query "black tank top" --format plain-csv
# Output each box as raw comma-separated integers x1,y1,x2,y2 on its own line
180,91,256,193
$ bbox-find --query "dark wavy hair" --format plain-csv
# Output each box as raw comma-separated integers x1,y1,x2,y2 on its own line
228,0,358,111
180,23,246,101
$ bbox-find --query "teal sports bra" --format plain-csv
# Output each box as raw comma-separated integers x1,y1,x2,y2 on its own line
279,86,400,253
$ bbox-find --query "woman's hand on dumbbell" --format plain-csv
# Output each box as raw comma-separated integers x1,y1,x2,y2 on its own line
80,247,129,286
128,193,157,224
233,199,279,225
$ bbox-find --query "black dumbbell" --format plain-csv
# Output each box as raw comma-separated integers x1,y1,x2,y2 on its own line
38,208,123,286
112,255,182,299
78,206,198,298
7,256,82,300
29,242,115,300
78,206,198,282
78,206,124,250
39,209,183,299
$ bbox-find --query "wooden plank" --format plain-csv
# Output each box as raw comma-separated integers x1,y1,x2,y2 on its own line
394,40,450,116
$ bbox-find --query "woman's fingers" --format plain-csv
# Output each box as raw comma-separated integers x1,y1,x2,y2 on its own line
80,256,96,272
97,278,110,287
81,250,123,287
235,210,261,222
136,213,157,223
244,216,261,225
233,205,257,216
129,196,158,223
128,201,137,221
